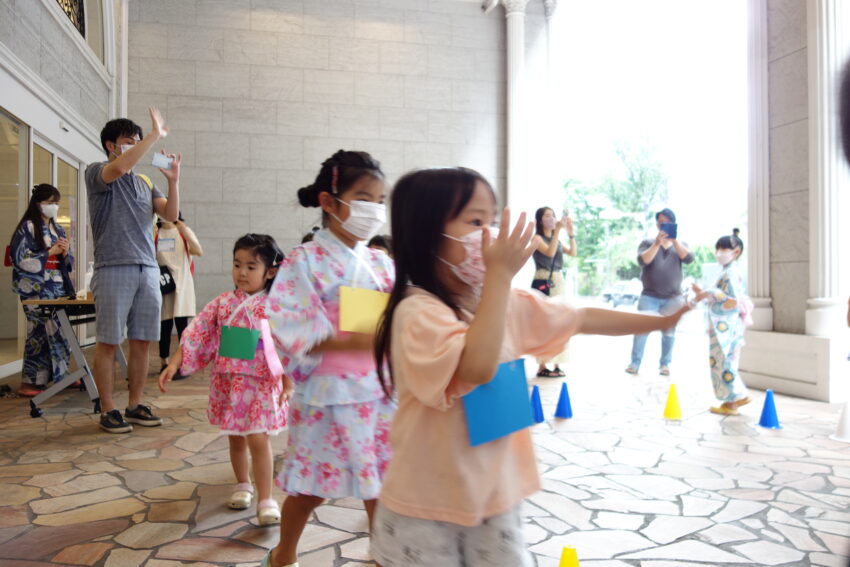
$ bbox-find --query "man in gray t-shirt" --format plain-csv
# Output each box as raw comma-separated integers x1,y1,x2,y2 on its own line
625,208,693,376
85,108,182,434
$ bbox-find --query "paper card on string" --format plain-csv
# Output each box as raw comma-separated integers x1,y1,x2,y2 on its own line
338,286,390,334
219,326,260,360
461,359,534,447
157,238,176,252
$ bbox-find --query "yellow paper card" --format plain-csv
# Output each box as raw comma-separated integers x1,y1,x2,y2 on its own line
339,286,390,334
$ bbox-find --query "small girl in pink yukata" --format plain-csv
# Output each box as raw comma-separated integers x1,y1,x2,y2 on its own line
370,167,690,567
159,234,293,527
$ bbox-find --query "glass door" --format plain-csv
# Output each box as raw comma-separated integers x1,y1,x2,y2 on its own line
0,109,29,367
32,140,82,290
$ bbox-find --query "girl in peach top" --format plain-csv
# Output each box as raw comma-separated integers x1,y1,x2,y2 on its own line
371,168,689,566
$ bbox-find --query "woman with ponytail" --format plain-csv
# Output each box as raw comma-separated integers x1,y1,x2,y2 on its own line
263,150,394,567
9,184,74,397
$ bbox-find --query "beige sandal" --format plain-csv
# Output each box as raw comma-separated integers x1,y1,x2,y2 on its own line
228,482,253,510
710,404,739,416
257,498,281,526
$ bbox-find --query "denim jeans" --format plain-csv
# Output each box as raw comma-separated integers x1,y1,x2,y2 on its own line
630,293,684,369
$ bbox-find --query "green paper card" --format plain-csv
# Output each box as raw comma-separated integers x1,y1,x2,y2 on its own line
218,325,260,360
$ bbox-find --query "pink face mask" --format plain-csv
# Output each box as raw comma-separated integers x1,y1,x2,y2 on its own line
542,217,556,230
439,227,498,289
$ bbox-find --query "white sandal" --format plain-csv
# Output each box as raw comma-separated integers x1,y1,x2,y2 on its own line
257,498,281,526
227,482,254,510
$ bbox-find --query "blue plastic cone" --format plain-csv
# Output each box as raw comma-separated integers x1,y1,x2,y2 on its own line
758,389,782,429
554,382,573,419
530,385,545,423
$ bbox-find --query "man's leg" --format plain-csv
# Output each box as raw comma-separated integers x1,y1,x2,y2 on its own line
628,294,661,369
123,266,163,427
659,296,684,368
91,266,134,430
127,339,150,409
93,342,118,412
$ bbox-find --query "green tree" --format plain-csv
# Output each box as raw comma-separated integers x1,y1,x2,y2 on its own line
562,143,670,296
683,245,715,280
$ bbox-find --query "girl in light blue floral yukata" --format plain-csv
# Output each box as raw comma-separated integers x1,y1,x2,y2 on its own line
692,229,753,416
262,150,394,567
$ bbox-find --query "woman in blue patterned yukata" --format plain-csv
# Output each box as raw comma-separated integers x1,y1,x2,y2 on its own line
691,229,752,416
9,184,75,397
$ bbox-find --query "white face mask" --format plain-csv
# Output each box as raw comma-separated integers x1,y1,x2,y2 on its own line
332,199,386,241
439,227,498,289
40,203,59,219
715,249,736,265
112,143,134,157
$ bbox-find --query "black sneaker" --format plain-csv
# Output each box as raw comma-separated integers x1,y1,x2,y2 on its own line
100,409,133,434
124,404,163,427
172,371,191,381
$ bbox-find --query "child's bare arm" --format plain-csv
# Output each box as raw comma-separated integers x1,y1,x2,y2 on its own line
158,346,183,392
577,305,689,336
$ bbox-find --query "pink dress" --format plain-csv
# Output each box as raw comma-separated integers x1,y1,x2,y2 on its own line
267,229,395,499
180,289,288,436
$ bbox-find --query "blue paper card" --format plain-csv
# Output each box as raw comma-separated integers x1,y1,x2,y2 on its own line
461,359,534,447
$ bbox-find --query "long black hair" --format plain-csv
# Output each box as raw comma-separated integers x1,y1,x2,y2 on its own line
534,207,554,236
297,150,383,226
716,228,744,252
11,184,61,251
374,167,496,397
233,233,284,292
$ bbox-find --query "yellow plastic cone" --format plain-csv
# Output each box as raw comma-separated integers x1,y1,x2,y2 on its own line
663,384,682,420
559,547,579,567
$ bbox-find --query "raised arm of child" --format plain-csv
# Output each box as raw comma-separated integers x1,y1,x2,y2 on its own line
455,209,537,386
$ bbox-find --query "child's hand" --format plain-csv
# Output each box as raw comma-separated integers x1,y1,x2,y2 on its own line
661,304,691,330
158,364,179,393
280,374,295,405
482,207,536,281
691,282,702,294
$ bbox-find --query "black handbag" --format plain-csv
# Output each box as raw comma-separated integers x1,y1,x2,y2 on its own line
159,265,176,295
531,257,556,296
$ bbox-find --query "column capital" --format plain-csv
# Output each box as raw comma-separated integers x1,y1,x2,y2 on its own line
502,0,529,16
543,0,557,18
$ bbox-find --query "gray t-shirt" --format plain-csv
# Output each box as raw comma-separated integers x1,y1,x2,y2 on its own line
85,162,165,268
637,239,694,299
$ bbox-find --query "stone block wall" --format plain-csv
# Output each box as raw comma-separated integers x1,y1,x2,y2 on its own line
128,0,506,306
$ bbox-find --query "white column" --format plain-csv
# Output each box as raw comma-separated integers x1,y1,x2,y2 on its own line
502,0,529,207
806,0,850,337
747,0,773,331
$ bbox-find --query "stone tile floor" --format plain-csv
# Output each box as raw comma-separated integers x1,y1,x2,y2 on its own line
0,325,849,566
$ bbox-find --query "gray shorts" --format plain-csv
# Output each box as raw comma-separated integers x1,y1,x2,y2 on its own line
371,503,533,567
92,265,161,345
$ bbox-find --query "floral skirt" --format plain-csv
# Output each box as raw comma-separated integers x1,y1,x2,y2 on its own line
22,302,70,387
276,393,395,499
207,372,287,436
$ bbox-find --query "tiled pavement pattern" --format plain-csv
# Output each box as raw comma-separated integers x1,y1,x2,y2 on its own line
0,330,849,566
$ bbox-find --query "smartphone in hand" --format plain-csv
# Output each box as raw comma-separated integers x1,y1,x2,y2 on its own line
152,153,173,170
659,222,678,240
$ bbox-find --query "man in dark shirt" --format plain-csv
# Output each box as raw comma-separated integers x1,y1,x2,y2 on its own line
625,208,693,376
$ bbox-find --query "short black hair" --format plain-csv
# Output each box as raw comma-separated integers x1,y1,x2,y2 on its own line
716,228,744,252
368,234,392,254
233,234,284,292
100,118,143,156
655,208,676,223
